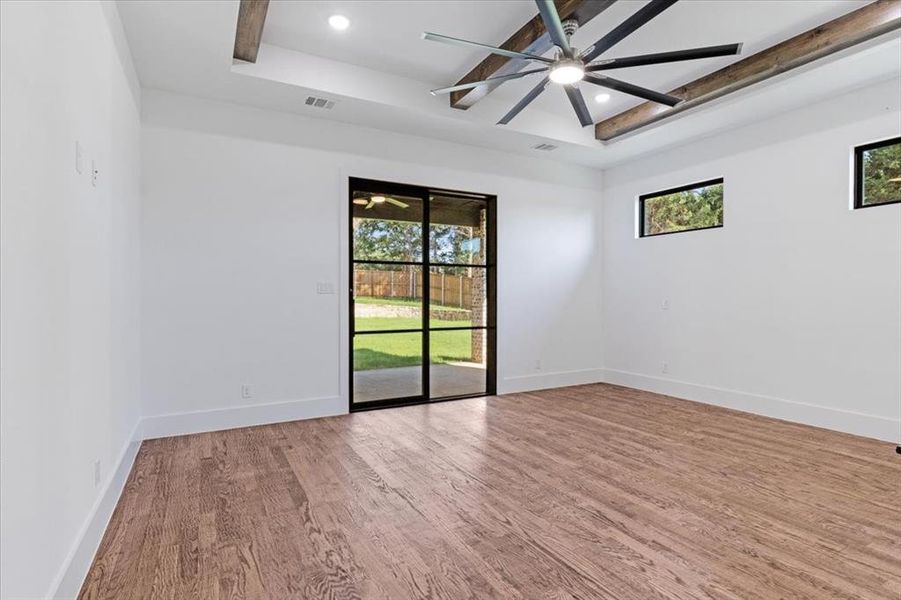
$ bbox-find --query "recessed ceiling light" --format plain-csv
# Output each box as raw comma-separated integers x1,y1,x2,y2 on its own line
594,93,611,104
328,14,350,31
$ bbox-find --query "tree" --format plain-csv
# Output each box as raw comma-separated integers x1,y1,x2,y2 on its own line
862,142,901,205
645,183,723,235
353,218,421,262
430,223,480,275
353,218,480,268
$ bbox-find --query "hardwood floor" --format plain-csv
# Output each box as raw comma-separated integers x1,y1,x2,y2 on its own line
79,384,901,599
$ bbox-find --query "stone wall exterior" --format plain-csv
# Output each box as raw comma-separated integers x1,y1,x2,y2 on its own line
355,303,470,321
471,209,487,365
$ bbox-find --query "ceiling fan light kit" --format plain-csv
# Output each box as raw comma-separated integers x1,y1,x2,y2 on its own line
424,0,743,129
549,58,585,84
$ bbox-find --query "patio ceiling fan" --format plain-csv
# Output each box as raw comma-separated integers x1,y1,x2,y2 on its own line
424,0,743,128
353,195,410,210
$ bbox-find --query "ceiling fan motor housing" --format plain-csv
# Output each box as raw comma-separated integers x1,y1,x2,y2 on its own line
562,18,579,38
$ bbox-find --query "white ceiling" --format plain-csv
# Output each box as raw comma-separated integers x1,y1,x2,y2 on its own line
264,1,539,85
263,0,870,120
117,0,901,169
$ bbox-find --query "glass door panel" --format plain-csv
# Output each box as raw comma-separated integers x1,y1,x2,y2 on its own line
351,181,426,408
428,195,487,265
429,329,486,398
428,265,485,329
354,265,423,330
354,332,423,404
427,193,490,400
352,192,424,261
350,178,494,410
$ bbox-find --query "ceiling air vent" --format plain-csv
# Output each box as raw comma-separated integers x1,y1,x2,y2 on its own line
531,143,558,151
304,96,336,110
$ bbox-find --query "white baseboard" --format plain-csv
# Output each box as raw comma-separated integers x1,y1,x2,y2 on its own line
500,367,605,395
49,420,143,600
47,396,344,598
43,374,896,599
140,395,346,440
600,368,900,443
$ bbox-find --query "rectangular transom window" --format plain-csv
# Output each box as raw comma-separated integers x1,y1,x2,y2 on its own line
639,178,724,237
854,137,901,209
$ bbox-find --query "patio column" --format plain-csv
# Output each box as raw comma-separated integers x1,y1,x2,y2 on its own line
470,209,487,365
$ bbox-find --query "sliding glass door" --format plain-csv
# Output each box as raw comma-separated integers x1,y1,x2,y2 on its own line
349,178,495,411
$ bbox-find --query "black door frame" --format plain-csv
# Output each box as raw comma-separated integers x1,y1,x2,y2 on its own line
348,177,496,412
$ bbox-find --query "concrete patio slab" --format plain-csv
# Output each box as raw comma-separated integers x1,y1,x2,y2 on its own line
353,362,486,404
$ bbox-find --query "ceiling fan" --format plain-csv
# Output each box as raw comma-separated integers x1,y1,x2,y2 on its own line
353,195,410,209
424,0,743,128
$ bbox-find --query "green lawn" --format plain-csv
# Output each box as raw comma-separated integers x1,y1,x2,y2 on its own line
355,316,469,331
353,318,474,371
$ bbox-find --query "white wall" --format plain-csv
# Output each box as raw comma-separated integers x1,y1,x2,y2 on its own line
2,6,895,595
0,2,142,598
601,77,901,443
139,90,604,437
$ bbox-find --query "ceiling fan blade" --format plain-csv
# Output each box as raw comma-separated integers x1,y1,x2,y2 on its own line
430,67,549,95
535,0,573,57
584,73,681,106
422,32,553,64
586,43,743,71
497,76,550,125
582,0,679,63
365,200,376,209
386,198,409,208
564,85,593,127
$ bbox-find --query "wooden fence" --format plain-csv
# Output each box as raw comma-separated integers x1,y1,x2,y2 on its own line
354,269,474,308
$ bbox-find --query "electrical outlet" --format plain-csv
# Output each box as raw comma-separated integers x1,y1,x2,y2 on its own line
661,299,670,310
534,359,542,371
93,460,101,488
662,361,669,374
91,160,98,187
241,384,253,399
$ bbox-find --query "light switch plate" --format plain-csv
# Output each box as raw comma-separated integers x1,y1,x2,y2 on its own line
316,282,335,294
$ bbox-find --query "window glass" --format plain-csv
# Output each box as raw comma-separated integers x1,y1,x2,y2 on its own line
641,179,724,237
856,138,901,208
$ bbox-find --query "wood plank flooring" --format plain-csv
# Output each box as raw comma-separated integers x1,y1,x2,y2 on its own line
79,383,901,599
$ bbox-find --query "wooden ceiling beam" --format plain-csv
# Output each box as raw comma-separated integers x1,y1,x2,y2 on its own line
449,0,617,110
594,0,901,141
233,0,270,63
